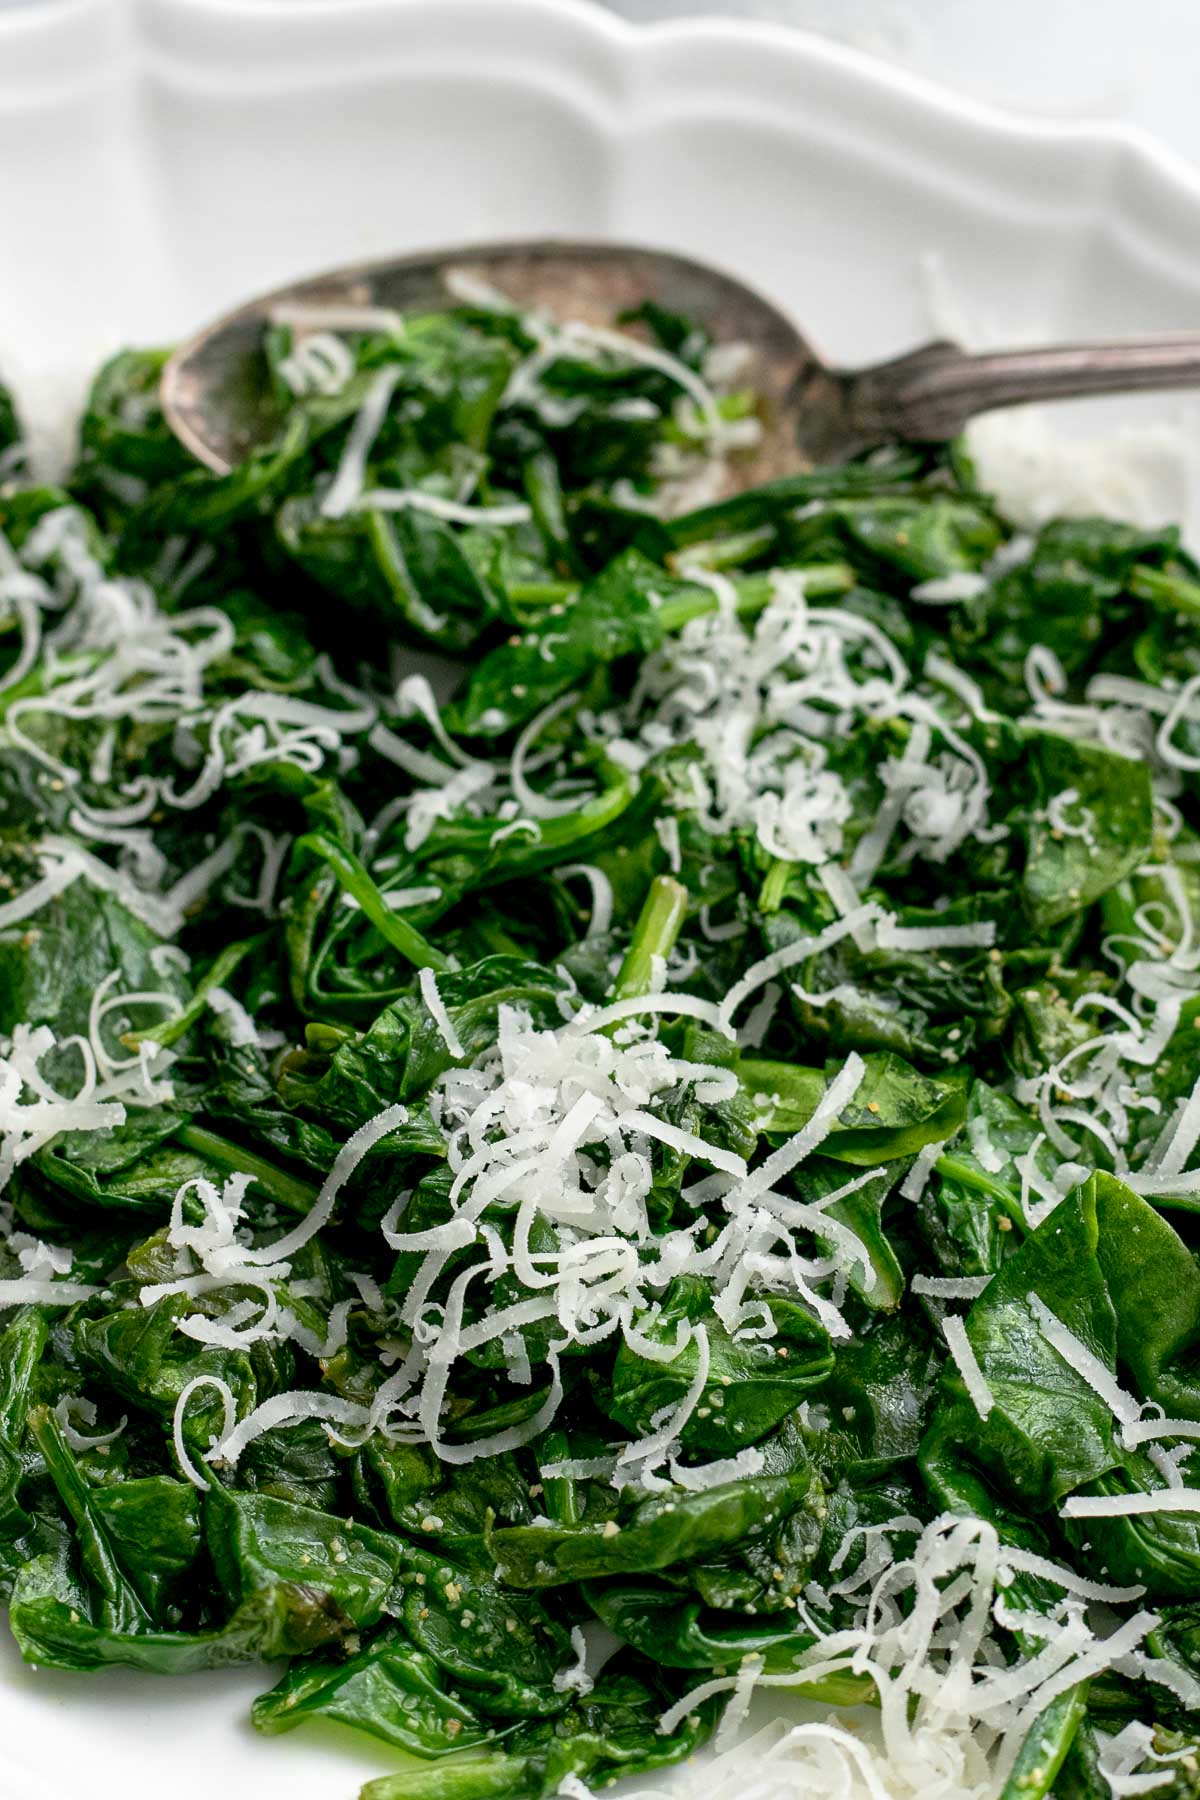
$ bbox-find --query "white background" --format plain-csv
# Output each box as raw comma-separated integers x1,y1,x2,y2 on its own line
3,0,1199,169
606,0,1200,168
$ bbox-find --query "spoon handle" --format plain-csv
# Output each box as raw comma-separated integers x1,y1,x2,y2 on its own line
844,334,1200,445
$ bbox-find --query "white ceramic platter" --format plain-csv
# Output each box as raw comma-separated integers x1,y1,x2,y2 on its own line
4,2,1200,1795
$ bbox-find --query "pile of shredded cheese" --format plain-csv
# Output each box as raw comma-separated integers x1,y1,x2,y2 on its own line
177,998,875,1483
607,1511,1187,1800
596,569,995,879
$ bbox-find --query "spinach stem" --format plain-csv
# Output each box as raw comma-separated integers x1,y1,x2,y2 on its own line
126,933,268,1050
361,1758,531,1800
176,1125,319,1218
998,1685,1088,1800
610,875,688,1009
1130,562,1200,617
506,579,578,607
758,856,792,915
934,1151,1028,1234
299,831,451,974
536,1428,580,1525
670,524,776,570
655,562,852,635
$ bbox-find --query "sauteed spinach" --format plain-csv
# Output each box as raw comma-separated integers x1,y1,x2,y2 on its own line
4,291,1200,1799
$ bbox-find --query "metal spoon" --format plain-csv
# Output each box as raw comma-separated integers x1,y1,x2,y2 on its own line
161,238,1200,485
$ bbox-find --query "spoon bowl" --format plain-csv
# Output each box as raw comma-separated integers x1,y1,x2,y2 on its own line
161,240,816,488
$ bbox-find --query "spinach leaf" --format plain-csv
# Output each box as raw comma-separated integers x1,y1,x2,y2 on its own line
397,1542,570,1717
606,1276,832,1454
359,1669,713,1800
922,1173,1200,1597
490,1463,820,1589
253,1629,496,1755
738,1050,966,1161
1018,729,1154,928
205,1486,404,1630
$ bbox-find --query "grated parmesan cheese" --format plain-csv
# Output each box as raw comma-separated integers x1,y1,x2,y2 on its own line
644,1510,1162,1800
1062,1489,1200,1520
942,1315,994,1419
419,967,465,1059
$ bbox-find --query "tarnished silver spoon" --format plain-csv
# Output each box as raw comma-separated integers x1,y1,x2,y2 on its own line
161,238,1200,484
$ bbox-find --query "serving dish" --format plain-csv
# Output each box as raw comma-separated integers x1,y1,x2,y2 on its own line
6,3,1200,1796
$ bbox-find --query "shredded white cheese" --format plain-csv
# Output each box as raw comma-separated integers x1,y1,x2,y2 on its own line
942,1315,994,1419
419,967,465,1059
